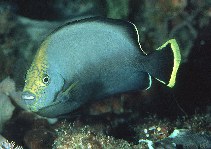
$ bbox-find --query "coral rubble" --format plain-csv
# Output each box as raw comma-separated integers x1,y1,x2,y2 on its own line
53,122,132,149
0,77,15,132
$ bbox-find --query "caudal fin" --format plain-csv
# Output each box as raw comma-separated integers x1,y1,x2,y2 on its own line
144,39,181,88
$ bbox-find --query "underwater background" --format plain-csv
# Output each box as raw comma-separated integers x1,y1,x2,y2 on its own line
0,0,210,148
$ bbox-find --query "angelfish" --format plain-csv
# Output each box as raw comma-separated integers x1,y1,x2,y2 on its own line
22,17,181,118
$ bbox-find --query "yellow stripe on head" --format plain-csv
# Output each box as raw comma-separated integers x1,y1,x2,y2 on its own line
23,39,50,104
33,39,49,72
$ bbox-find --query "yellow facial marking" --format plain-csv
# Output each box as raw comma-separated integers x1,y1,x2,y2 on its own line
23,39,50,110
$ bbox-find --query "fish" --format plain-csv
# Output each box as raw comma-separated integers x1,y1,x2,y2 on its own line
21,17,181,118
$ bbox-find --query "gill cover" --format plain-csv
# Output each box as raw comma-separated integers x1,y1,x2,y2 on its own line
37,81,79,117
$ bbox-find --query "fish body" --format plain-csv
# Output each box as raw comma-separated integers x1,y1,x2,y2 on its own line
22,17,181,117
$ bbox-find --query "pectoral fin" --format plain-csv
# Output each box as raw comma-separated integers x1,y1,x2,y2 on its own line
56,81,78,103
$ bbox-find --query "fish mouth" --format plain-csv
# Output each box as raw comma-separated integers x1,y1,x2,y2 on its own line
21,91,39,111
22,90,63,114
22,91,36,104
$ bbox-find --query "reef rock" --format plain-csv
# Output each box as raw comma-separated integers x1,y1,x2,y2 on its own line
0,77,16,132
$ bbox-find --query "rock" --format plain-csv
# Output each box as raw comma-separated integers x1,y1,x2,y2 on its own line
0,93,15,132
0,134,23,149
0,134,6,145
53,122,132,149
0,77,15,96
24,129,55,149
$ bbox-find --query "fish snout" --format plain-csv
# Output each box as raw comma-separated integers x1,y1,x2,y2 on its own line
22,91,36,105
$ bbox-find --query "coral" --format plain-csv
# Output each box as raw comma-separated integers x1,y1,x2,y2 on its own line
134,115,174,142
0,76,27,110
134,0,210,63
88,96,125,115
135,114,211,148
86,92,151,116
155,129,211,148
24,129,55,149
0,77,15,132
0,135,6,146
0,77,15,95
51,0,106,19
134,0,186,50
0,94,15,132
0,3,32,83
0,3,59,88
106,0,129,19
53,122,132,149
175,114,211,133
2,110,56,149
0,140,23,149
0,134,22,149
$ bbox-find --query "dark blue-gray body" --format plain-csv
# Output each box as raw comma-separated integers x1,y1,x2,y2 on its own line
22,17,181,117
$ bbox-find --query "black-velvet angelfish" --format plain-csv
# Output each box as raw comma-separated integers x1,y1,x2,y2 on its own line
22,17,181,118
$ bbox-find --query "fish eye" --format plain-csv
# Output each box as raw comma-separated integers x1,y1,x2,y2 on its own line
43,75,50,85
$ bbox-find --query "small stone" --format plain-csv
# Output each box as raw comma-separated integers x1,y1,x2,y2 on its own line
144,129,148,134
157,127,161,132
